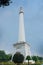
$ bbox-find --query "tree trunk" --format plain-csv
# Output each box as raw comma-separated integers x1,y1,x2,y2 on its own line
17,63,20,65
28,60,29,65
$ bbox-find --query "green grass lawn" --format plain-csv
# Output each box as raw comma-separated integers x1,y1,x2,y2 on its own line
0,61,42,65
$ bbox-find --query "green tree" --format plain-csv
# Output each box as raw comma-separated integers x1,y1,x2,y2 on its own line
0,0,12,7
32,56,38,62
12,52,24,65
4,54,12,61
26,55,31,65
0,50,5,55
38,56,43,62
0,50,12,62
0,50,6,62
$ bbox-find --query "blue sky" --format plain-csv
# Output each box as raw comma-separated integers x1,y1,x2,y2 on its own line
0,0,43,56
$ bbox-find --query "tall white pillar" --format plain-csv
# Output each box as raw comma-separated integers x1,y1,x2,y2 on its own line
18,7,26,42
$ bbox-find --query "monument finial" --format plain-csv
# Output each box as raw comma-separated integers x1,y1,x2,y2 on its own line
19,7,24,13
20,7,23,10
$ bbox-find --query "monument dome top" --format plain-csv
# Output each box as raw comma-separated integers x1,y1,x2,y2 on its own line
19,7,24,13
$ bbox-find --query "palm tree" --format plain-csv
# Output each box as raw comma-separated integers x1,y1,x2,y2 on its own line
12,52,24,65
32,56,38,62
26,55,31,65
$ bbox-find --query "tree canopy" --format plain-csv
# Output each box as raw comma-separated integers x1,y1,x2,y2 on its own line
32,56,38,62
0,50,12,62
0,0,12,7
12,52,24,64
37,56,43,62
26,55,31,61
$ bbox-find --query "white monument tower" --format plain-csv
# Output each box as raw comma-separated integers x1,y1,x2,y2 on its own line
13,7,31,60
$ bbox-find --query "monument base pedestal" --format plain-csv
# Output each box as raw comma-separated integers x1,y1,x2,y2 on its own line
13,42,31,60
